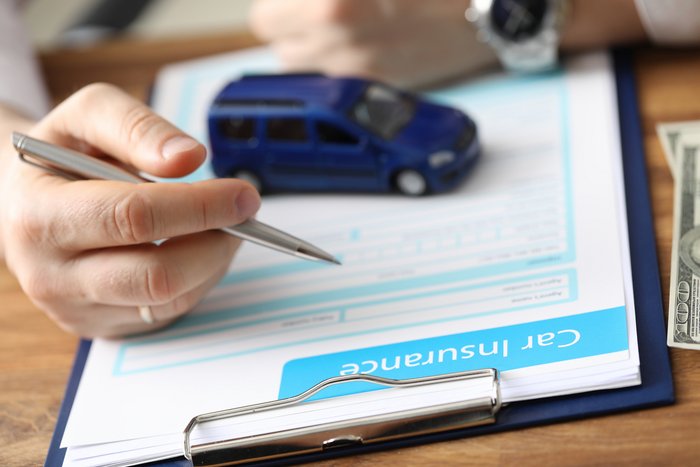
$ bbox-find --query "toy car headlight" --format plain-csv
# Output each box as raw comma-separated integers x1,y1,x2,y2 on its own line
428,150,455,168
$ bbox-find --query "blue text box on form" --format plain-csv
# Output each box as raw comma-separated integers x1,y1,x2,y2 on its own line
278,306,629,399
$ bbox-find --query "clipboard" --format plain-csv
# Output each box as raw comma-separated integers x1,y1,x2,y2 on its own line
44,48,674,466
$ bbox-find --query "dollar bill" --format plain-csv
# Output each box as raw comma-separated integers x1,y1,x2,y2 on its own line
656,121,700,180
668,133,700,348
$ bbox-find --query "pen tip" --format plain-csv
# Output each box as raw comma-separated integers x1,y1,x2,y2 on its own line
317,252,342,266
297,245,342,265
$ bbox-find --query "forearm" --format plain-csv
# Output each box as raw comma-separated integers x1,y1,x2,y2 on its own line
0,104,35,137
0,0,49,262
0,103,36,262
0,0,50,120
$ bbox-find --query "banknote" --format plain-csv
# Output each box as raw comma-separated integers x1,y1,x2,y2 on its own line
668,133,700,348
656,120,700,180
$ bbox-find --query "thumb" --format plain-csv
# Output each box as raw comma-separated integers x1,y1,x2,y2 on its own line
33,83,206,178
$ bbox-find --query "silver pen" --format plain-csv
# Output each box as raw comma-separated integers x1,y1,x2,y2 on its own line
12,132,340,265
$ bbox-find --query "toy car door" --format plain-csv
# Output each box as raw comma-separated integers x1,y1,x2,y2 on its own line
263,117,326,190
313,119,381,191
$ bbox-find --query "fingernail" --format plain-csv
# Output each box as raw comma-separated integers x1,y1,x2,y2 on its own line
235,188,261,219
161,135,200,160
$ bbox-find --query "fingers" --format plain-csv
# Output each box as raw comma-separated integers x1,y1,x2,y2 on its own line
249,0,400,81
28,232,236,338
101,266,230,338
250,0,340,39
250,0,395,44
73,231,239,307
248,0,491,89
42,269,229,339
31,83,206,178
17,177,260,251
249,0,300,39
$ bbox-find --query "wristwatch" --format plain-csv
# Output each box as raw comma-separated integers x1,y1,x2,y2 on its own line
465,0,570,73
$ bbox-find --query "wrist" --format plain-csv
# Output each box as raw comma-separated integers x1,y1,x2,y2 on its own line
559,0,647,50
427,0,499,80
0,103,36,263
466,0,568,73
0,103,35,143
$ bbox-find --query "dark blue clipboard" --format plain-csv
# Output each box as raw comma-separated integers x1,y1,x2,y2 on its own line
45,48,674,467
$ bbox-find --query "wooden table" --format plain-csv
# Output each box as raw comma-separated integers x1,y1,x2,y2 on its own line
2,33,700,466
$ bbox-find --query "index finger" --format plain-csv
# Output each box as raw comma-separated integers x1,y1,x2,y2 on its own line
29,177,260,251
32,83,206,179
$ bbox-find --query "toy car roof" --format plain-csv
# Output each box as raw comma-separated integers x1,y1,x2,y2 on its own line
211,73,369,111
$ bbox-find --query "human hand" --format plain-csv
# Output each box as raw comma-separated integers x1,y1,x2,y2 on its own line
0,84,261,337
249,0,498,89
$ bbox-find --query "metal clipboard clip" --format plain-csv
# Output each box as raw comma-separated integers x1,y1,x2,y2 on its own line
183,368,501,466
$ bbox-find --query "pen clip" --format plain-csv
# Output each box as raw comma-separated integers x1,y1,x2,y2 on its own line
13,132,148,184
17,151,83,181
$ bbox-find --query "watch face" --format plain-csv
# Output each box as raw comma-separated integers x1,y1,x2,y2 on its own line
490,0,548,42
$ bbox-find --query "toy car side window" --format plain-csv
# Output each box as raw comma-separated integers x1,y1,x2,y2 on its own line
218,117,257,142
266,118,308,143
316,121,359,146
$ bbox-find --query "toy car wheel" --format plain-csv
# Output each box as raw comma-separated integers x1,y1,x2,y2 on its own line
232,170,262,192
395,169,427,196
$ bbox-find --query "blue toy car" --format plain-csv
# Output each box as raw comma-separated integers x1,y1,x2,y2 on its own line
207,74,479,196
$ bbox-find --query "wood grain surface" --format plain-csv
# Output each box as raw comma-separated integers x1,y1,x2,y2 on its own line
1,34,700,466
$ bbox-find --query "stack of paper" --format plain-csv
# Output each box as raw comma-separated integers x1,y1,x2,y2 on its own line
59,48,640,466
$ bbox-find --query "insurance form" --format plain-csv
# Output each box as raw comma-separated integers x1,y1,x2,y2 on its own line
61,50,638,466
